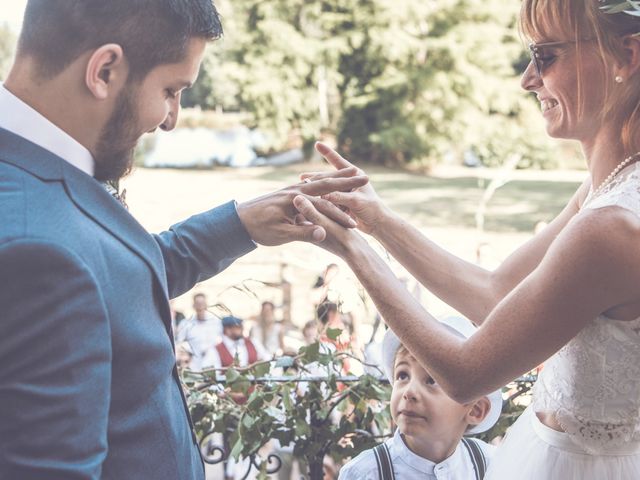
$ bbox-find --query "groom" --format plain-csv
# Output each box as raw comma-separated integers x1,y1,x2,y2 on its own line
0,1,366,479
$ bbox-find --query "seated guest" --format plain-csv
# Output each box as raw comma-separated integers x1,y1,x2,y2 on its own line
202,315,270,370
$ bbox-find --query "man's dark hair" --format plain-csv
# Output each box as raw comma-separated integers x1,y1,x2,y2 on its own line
316,302,338,326
18,0,223,80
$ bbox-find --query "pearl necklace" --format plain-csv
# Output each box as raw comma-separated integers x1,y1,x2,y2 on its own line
591,151,640,199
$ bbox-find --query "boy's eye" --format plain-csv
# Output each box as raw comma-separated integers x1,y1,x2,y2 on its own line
165,89,177,99
426,376,437,386
395,371,409,381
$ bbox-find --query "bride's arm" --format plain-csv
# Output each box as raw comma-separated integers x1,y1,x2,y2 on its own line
295,196,640,401
372,178,589,325
312,143,590,325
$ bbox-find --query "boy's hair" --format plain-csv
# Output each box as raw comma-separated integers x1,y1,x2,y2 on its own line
18,0,223,81
392,345,411,377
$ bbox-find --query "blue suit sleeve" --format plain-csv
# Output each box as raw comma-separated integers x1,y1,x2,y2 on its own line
0,240,111,480
153,201,257,298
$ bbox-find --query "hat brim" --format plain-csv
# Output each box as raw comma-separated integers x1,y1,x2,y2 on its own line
380,317,503,435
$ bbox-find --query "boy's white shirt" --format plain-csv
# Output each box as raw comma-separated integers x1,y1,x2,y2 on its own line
338,429,495,480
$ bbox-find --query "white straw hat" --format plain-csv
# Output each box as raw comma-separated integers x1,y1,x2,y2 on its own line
381,316,503,435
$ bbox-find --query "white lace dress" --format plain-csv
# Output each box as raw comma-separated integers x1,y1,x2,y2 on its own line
486,163,640,479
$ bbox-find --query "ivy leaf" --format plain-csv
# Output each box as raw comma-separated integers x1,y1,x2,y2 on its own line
302,341,320,363
326,328,343,341
225,368,239,383
281,385,294,412
295,420,311,439
253,361,271,378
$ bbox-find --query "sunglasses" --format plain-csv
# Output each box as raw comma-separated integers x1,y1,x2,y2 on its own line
529,33,640,78
528,41,576,78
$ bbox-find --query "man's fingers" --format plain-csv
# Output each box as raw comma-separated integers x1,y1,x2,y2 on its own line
300,175,368,196
315,142,355,170
300,167,359,182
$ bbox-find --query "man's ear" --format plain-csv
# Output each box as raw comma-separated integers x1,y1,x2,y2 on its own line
85,44,127,100
617,34,640,80
465,396,491,429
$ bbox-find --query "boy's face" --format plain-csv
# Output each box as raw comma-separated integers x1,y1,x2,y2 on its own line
390,349,472,442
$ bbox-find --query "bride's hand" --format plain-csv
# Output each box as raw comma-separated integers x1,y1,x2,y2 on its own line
300,142,390,236
292,195,366,259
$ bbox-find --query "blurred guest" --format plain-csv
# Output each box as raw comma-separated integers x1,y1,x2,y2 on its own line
202,315,270,371
175,293,222,370
302,319,319,346
250,301,285,356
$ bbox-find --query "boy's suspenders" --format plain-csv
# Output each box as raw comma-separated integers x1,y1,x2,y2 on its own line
374,438,486,480
461,437,487,480
373,443,396,480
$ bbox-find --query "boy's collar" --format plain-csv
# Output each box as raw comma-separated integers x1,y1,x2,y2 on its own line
389,428,464,474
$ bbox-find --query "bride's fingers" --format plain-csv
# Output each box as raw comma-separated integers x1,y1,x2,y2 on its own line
322,191,358,211
296,195,357,228
315,142,356,170
293,195,327,227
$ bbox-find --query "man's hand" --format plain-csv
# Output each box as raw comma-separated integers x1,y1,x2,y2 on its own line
236,168,368,246
301,142,390,236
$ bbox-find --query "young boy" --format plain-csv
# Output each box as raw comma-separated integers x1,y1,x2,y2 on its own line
339,316,502,480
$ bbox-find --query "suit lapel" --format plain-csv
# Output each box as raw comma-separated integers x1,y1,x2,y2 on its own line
0,127,169,294
61,162,169,293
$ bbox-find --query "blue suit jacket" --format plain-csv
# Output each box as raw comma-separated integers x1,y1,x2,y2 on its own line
0,128,256,479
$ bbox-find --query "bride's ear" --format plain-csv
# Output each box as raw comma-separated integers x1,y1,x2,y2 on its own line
616,33,640,81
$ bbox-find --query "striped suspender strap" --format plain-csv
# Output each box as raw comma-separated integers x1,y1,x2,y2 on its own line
461,438,487,480
373,443,396,480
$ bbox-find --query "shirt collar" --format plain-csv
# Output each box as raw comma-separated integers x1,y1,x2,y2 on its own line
222,335,244,350
388,428,465,474
0,83,95,177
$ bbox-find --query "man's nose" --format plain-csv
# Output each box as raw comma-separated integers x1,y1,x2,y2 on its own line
160,96,181,132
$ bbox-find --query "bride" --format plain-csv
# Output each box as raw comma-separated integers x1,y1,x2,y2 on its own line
294,0,640,478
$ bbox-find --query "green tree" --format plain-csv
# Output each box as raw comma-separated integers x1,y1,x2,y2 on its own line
336,0,558,167
195,0,561,167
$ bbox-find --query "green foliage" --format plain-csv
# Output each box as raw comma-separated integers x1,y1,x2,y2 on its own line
198,0,559,168
600,0,640,15
184,338,392,479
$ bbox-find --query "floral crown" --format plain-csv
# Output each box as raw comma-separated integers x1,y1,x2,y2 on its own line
600,0,640,16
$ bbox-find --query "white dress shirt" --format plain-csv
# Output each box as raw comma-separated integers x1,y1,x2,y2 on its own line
338,429,495,480
175,313,223,370
0,83,95,176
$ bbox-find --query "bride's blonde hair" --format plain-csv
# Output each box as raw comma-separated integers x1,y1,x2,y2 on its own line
520,0,640,155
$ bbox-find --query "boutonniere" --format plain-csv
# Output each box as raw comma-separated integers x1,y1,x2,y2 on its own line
104,180,129,209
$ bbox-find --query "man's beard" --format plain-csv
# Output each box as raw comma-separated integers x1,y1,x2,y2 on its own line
93,86,140,183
